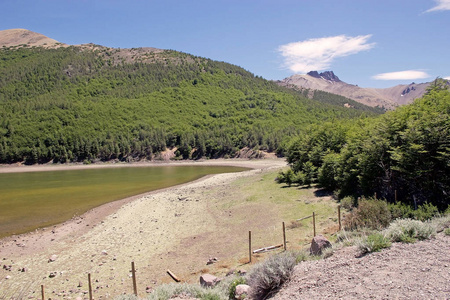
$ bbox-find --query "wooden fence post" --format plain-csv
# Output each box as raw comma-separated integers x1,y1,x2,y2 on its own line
312,212,316,237
41,285,45,300
88,273,93,300
131,261,138,296
338,205,341,231
374,192,377,200
395,190,397,202
248,231,252,263
282,222,286,251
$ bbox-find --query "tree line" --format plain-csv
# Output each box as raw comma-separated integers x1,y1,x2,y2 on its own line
0,45,380,164
278,80,450,210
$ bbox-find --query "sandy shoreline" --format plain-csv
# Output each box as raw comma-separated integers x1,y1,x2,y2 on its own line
0,158,288,299
0,158,277,173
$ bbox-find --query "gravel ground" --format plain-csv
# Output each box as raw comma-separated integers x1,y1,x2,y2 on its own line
272,234,450,299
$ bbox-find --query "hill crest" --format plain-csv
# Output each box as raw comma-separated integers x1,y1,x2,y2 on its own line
0,28,66,48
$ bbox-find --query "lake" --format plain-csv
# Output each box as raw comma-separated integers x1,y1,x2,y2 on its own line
0,165,248,238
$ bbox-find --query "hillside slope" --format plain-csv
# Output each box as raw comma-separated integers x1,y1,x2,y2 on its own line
273,234,450,299
277,71,432,110
0,32,381,164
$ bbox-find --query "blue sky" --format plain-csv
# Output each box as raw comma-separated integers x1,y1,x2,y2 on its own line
1,0,449,88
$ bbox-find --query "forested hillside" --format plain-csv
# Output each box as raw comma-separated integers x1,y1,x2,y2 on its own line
0,45,380,164
279,80,450,209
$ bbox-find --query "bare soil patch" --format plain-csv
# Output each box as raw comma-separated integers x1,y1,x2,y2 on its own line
272,234,450,299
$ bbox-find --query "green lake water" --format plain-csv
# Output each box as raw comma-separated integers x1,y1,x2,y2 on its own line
0,165,248,238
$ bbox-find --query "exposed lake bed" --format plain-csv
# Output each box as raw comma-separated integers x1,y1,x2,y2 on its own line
0,159,339,299
0,158,338,299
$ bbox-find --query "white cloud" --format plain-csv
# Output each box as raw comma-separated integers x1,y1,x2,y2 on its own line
444,76,450,80
372,70,430,80
425,0,450,12
278,35,375,73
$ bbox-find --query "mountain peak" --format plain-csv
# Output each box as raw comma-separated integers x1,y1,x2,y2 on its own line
307,71,341,82
0,28,65,48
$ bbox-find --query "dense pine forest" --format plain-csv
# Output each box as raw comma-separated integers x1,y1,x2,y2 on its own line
0,45,379,164
278,80,450,209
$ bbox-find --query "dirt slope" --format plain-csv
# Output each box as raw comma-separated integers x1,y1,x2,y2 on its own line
272,234,450,299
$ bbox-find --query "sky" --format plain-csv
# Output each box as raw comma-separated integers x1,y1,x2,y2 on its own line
1,0,449,88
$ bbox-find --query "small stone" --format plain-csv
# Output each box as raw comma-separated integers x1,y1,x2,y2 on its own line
237,269,247,276
206,257,219,265
200,274,220,287
235,284,251,300
48,255,58,263
3,265,12,271
49,272,57,278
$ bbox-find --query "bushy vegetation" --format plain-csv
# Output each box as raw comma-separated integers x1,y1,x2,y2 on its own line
357,233,392,254
384,219,435,243
343,198,392,230
279,81,450,210
343,197,442,230
246,251,297,300
145,282,226,300
0,45,378,164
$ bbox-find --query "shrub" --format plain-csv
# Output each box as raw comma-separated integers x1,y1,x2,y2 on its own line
340,196,356,210
357,233,391,254
445,228,450,236
388,202,415,220
384,219,435,243
228,276,247,299
294,249,311,263
247,251,297,300
431,214,450,233
343,198,391,230
146,283,226,300
413,203,439,221
389,202,440,221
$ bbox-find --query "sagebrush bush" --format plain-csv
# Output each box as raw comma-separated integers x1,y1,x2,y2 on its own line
343,198,391,230
294,249,311,263
431,214,450,233
357,233,391,254
145,282,226,300
385,219,435,243
247,251,297,300
336,228,376,246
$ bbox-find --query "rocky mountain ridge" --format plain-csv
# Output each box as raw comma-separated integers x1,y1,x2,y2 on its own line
277,71,432,110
